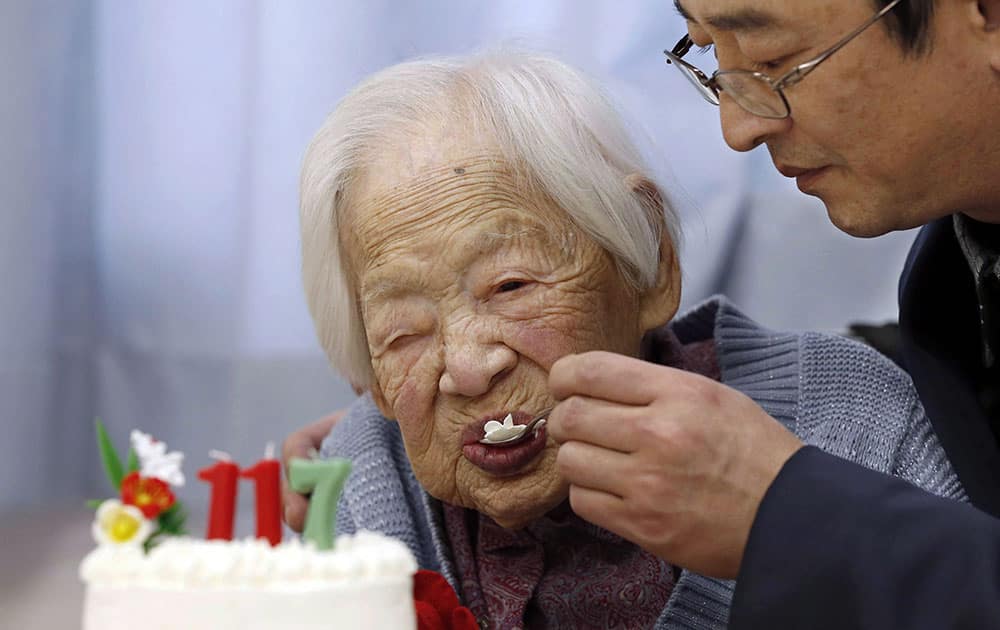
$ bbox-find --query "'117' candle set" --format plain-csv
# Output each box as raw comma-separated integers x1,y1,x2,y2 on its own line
89,421,351,551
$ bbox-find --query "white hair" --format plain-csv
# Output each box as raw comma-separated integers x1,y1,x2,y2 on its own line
300,50,682,389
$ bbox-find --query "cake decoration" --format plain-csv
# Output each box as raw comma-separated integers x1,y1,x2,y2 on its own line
81,421,425,630
130,429,185,486
91,499,154,548
288,455,352,550
239,443,284,546
87,421,355,551
119,471,176,519
197,449,241,541
88,420,188,551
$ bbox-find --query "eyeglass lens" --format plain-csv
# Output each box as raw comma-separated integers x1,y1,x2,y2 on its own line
675,63,720,105
714,73,789,118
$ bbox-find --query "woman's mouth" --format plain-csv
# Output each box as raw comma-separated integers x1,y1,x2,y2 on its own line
462,411,547,476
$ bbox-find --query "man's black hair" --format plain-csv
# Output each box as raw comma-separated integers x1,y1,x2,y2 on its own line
877,0,935,53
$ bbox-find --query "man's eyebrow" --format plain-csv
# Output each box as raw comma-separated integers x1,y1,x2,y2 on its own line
673,0,694,21
674,0,782,32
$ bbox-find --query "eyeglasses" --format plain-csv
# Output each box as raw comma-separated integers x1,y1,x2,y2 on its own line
664,0,903,119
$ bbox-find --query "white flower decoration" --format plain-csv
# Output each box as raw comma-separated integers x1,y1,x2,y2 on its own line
92,499,153,547
130,430,185,487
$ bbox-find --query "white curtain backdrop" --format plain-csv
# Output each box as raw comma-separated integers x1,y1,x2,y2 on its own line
2,0,916,514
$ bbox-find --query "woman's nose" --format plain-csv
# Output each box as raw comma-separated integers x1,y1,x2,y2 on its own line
439,340,517,398
718,93,791,152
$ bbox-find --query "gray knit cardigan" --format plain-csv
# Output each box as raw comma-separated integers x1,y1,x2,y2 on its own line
321,297,966,629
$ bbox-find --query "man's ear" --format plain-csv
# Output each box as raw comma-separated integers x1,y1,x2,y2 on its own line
981,0,1000,29
624,173,682,332
974,0,1000,70
368,378,396,421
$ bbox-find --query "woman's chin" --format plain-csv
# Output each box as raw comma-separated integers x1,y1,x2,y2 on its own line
423,448,569,529
482,491,568,530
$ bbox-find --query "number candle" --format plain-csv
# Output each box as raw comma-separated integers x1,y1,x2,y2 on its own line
197,450,239,540
287,456,352,550
240,443,282,546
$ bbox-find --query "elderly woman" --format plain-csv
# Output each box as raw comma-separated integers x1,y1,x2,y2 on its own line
297,51,964,629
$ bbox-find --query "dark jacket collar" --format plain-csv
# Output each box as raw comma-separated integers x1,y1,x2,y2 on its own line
953,213,1000,367
899,218,1000,516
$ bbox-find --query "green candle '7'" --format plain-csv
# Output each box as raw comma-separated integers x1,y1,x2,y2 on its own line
288,457,352,550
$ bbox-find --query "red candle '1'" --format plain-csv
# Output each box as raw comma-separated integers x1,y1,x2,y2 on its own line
197,452,239,540
240,445,282,546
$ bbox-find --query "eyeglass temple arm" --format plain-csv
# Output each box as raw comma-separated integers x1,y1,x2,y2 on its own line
664,35,696,65
777,0,904,88
671,35,695,57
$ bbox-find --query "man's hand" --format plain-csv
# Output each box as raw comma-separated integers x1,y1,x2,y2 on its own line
548,351,803,579
281,410,347,532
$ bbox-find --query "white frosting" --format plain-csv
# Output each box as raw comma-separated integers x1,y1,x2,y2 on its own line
482,413,526,442
80,532,417,629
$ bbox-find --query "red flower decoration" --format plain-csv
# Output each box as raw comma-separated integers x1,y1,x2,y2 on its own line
120,471,175,519
413,570,478,630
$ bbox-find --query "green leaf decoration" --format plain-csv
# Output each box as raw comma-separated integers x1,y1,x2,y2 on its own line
143,531,166,553
126,448,139,474
95,419,124,491
157,502,188,536
86,499,103,510
143,502,189,552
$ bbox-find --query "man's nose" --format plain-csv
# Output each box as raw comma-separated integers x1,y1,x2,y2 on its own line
439,337,517,398
718,93,791,152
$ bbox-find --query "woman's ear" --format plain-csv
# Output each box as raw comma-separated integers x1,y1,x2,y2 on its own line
624,173,682,332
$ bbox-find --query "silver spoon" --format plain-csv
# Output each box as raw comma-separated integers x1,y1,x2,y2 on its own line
479,408,553,446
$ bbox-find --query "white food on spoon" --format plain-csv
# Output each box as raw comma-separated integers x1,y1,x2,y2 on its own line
482,413,525,443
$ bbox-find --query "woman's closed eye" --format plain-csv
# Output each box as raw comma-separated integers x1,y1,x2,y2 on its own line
490,278,537,300
385,331,423,350
378,321,433,354
373,331,427,359
497,280,529,293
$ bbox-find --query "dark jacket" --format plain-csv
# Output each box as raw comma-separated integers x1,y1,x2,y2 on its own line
729,218,1000,629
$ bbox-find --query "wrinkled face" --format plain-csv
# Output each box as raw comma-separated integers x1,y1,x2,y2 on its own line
678,0,1000,235
344,133,652,528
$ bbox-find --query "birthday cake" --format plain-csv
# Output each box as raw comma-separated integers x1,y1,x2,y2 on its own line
80,533,417,630
78,425,418,630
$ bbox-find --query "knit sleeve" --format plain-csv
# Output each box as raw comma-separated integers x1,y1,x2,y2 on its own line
318,396,383,537
335,493,357,536
891,397,968,502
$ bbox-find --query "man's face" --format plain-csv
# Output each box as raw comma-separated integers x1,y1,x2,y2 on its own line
677,0,1000,236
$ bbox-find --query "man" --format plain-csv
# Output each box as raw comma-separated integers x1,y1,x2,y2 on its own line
284,1,1000,625
549,0,1000,627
